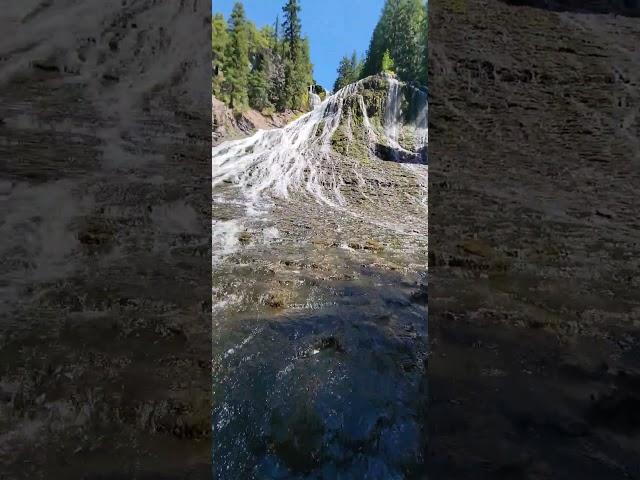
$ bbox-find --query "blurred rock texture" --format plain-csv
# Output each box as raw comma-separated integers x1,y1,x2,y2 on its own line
428,0,640,478
0,1,211,478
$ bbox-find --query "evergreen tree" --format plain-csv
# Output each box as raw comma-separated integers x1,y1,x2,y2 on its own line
333,51,360,91
361,0,402,78
382,49,395,73
396,0,425,81
282,0,302,62
248,59,271,111
273,15,280,50
281,0,312,110
360,0,427,86
223,3,250,110
419,0,428,84
211,1,315,113
212,13,228,99
246,25,274,111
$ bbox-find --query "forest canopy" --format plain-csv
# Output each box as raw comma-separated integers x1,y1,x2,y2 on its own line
334,0,428,91
212,0,314,113
213,0,427,113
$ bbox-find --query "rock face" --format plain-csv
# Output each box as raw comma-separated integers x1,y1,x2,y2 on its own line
429,0,640,477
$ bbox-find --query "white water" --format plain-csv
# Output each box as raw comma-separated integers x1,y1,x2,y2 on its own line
383,76,428,162
212,80,366,210
384,78,403,146
309,85,322,109
211,76,428,258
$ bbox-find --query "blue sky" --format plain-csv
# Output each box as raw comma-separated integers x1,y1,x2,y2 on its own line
212,0,385,91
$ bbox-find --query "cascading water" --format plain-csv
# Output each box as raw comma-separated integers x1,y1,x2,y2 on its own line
212,75,429,479
384,77,403,146
309,85,322,109
212,76,427,218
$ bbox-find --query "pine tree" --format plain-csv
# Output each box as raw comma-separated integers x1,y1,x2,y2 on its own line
360,0,427,86
248,59,271,111
361,0,402,78
382,49,395,73
211,1,315,113
420,1,428,84
396,0,425,81
223,3,250,110
282,0,302,62
273,15,279,47
247,25,274,111
281,0,312,110
212,13,228,99
333,51,360,91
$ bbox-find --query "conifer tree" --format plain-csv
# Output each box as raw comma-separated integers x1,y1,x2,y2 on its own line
247,25,274,111
360,0,427,86
212,13,228,99
223,2,250,110
333,51,360,91
282,0,302,62
382,49,395,73
281,0,311,110
420,0,428,84
212,1,315,113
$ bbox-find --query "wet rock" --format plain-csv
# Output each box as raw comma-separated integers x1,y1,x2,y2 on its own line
315,335,345,353
237,230,251,245
261,290,290,309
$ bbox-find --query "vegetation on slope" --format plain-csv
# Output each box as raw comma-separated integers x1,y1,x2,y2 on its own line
212,1,314,113
334,0,428,90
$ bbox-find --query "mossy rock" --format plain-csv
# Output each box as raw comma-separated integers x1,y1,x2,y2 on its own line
330,123,370,162
238,231,252,245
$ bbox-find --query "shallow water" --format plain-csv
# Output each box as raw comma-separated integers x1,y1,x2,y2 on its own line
213,242,427,479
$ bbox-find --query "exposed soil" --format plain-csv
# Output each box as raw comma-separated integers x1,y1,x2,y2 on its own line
212,95,303,146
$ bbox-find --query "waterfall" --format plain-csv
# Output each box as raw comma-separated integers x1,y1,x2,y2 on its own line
414,92,428,150
384,78,403,146
212,80,364,211
309,85,321,109
413,89,428,162
212,76,428,225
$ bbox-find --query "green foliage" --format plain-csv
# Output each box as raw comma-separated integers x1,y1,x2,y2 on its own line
212,0,314,114
360,0,427,86
223,3,250,110
282,0,302,61
212,13,228,99
381,49,395,73
281,0,313,110
248,58,272,111
333,51,362,92
420,0,428,83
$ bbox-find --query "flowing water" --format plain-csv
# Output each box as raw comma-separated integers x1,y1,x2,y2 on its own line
309,86,322,110
212,75,428,479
